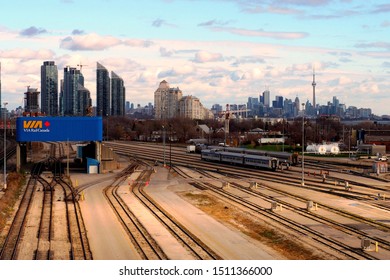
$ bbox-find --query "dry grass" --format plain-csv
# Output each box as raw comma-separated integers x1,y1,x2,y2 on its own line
0,172,26,235
183,192,325,260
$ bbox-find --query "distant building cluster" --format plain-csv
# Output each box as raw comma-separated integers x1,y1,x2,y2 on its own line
243,90,301,118
154,80,213,120
126,101,154,118
2,61,376,121
209,91,372,120
22,61,126,117
208,72,373,120
38,61,93,116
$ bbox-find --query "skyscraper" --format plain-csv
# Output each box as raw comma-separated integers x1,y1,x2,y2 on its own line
96,62,110,116
154,80,182,120
274,96,284,108
77,84,92,116
41,61,58,116
60,66,85,116
247,97,259,117
111,71,125,116
294,96,300,116
262,89,270,107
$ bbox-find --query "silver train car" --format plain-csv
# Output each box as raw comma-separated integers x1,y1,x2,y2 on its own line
206,146,297,168
245,150,298,168
201,149,278,171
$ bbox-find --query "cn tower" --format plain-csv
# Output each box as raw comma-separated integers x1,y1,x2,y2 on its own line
312,68,316,109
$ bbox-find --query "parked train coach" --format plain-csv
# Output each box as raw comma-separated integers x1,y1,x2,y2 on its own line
245,150,297,168
244,154,278,170
201,149,278,171
200,149,222,161
205,146,297,168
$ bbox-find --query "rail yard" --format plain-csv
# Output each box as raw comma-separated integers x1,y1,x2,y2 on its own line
1,140,390,260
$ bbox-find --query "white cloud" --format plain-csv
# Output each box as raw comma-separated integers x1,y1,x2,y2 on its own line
337,76,353,85
60,33,121,51
20,26,47,37
250,68,265,80
123,39,154,48
158,65,196,79
59,33,154,51
209,26,308,40
136,70,158,84
159,47,175,57
359,81,380,94
193,51,224,63
0,49,55,61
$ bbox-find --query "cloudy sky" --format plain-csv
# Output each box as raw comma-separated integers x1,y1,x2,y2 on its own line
0,0,389,115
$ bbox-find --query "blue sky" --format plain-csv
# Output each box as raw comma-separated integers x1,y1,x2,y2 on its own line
1,0,390,115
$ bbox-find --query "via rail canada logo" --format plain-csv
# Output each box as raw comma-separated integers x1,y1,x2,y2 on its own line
23,120,51,133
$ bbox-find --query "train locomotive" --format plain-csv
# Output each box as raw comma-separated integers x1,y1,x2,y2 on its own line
201,149,279,171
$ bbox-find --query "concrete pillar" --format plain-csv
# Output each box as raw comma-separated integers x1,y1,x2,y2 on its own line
271,201,282,211
96,141,102,173
250,181,258,189
16,142,21,172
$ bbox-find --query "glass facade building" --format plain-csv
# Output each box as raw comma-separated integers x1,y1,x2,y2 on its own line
60,66,84,116
111,71,125,116
96,62,110,116
41,61,58,116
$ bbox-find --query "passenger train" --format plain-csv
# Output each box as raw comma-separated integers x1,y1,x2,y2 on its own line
201,149,279,171
206,146,297,169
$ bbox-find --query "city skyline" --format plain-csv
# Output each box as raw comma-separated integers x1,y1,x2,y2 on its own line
0,1,389,115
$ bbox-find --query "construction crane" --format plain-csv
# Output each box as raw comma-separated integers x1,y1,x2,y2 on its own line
219,104,250,146
77,63,88,72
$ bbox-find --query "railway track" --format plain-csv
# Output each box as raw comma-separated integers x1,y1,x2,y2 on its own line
132,162,221,260
52,148,92,260
104,141,390,259
0,143,92,260
34,176,54,260
54,177,92,260
193,167,390,253
174,166,381,260
0,164,42,260
104,141,390,201
228,181,390,252
103,160,221,259
104,163,168,260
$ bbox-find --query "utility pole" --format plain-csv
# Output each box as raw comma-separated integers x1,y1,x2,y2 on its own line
169,124,172,169
301,103,305,187
162,126,166,167
3,102,7,191
67,139,69,178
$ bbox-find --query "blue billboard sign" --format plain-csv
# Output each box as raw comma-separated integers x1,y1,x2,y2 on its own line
16,117,103,142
